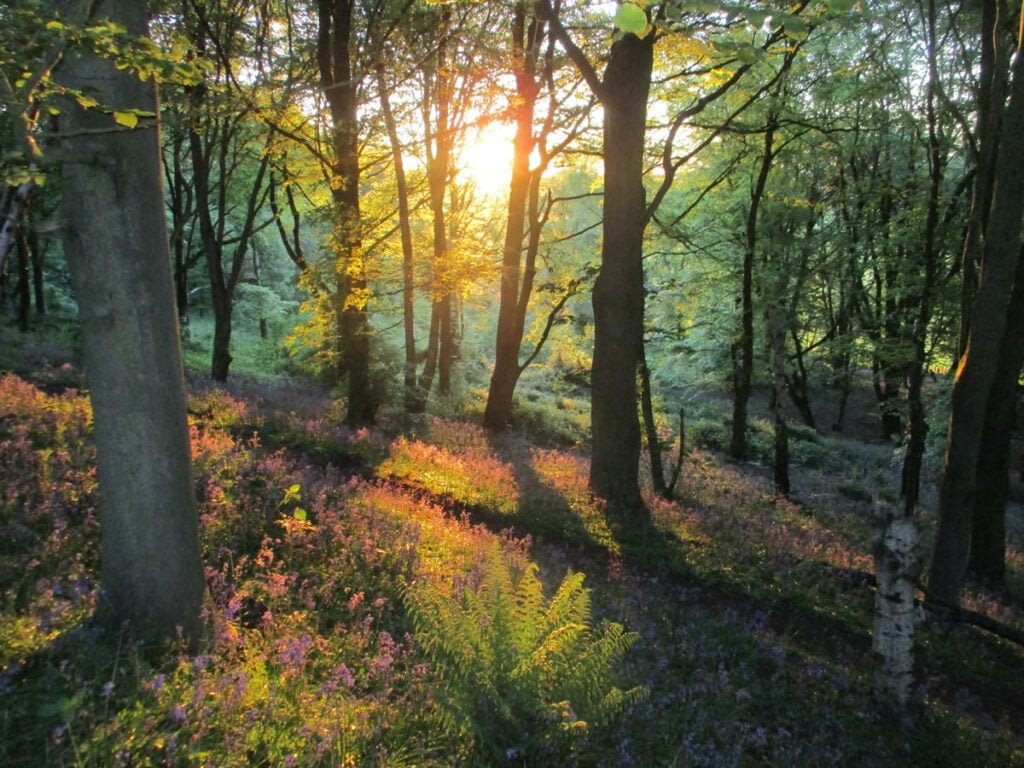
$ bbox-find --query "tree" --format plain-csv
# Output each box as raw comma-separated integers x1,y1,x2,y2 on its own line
484,3,548,430
372,59,424,412
544,2,653,514
53,0,206,642
317,0,377,425
177,0,276,382
929,1,1024,607
484,2,586,431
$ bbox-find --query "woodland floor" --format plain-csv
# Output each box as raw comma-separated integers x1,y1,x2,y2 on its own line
2,322,1023,766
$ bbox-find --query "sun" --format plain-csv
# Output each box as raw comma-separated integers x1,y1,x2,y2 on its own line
458,122,515,200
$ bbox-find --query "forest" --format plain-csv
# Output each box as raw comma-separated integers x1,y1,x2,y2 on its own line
1,0,1023,764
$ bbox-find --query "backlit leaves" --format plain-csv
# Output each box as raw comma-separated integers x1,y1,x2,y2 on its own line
614,3,650,37
112,110,139,128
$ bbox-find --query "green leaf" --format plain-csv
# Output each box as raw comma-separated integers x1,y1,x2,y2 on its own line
736,44,762,64
293,508,307,522
613,4,648,36
829,0,858,11
779,14,809,39
112,111,138,128
744,9,768,28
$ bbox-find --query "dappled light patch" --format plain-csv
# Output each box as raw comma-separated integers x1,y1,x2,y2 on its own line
527,448,619,550
379,436,520,516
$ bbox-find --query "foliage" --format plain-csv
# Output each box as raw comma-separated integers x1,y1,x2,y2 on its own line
0,2,204,184
407,542,646,765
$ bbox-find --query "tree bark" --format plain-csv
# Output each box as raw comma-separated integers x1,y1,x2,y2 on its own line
969,245,1024,584
318,0,376,426
639,347,667,497
955,0,1011,360
30,225,45,317
767,304,791,498
929,29,1024,608
484,5,545,431
55,0,205,643
588,30,653,514
902,0,943,515
731,117,775,460
872,502,920,710
415,8,456,408
377,64,419,413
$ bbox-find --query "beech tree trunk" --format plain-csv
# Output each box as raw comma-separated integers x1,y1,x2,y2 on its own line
56,0,205,643
318,0,376,426
588,30,653,514
484,4,545,431
377,65,419,413
766,305,791,498
902,0,943,515
16,220,31,331
414,8,456,409
30,226,45,316
929,26,1024,607
731,116,775,460
969,247,1024,584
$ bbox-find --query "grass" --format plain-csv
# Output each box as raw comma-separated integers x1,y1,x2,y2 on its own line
1,325,1023,765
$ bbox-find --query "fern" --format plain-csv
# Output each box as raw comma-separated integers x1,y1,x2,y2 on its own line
406,542,647,765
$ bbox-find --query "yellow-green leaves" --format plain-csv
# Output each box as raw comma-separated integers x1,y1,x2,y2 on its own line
614,3,650,37
112,111,138,128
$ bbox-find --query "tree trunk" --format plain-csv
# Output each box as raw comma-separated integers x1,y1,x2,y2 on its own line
318,0,376,426
0,181,33,286
639,347,667,497
767,304,791,498
417,11,455,408
485,5,544,431
929,32,1024,608
56,0,205,644
377,65,419,413
872,502,919,710
414,304,441,413
969,245,1024,584
165,131,193,329
438,293,455,396
785,330,816,430
588,30,653,514
207,253,234,381
30,226,45,316
955,0,1010,360
16,221,31,331
732,116,776,460
902,0,942,515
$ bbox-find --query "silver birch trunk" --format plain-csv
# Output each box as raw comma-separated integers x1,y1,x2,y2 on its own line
872,502,920,708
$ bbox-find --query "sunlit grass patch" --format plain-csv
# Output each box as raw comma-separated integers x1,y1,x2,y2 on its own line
526,447,618,551
378,436,520,516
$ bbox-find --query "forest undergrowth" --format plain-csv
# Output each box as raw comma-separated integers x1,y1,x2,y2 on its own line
1,364,1023,766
